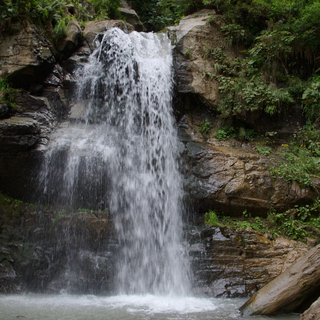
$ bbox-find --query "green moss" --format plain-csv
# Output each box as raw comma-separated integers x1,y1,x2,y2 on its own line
204,201,320,242
204,210,224,227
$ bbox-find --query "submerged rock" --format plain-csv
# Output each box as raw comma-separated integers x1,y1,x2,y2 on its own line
239,244,320,315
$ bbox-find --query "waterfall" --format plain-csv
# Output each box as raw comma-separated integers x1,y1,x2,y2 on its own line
38,28,190,296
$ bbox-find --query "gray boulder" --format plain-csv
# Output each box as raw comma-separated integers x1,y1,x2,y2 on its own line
119,7,144,31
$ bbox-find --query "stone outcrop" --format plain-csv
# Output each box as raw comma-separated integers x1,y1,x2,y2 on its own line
119,7,144,31
83,20,135,50
0,20,55,88
189,226,311,297
169,10,228,109
56,20,82,59
240,244,320,315
301,297,320,320
179,114,320,215
0,116,41,152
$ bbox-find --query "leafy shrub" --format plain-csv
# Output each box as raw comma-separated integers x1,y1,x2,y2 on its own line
268,199,320,241
204,210,223,227
0,78,14,104
302,76,320,123
255,145,272,156
269,146,320,187
198,120,211,134
220,21,248,46
91,0,122,20
248,30,295,71
54,18,69,40
295,126,320,157
213,129,228,140
206,199,320,242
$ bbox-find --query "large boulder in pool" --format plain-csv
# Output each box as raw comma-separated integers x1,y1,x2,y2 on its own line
239,244,320,315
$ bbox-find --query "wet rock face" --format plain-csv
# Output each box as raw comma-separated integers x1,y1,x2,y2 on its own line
0,20,55,88
188,226,311,298
0,60,74,199
0,208,118,294
1,201,310,297
179,115,320,216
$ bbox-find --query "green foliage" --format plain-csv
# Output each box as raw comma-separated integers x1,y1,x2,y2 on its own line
268,126,320,187
248,30,295,70
202,0,320,122
295,125,320,157
0,0,69,26
184,49,192,59
0,0,121,34
213,125,258,141
206,45,295,118
204,210,223,227
198,120,211,134
220,21,248,46
54,17,69,40
53,211,64,222
269,144,320,187
268,199,320,241
255,145,272,156
0,78,14,104
90,0,122,20
206,199,320,242
213,129,228,140
302,76,320,123
130,0,201,31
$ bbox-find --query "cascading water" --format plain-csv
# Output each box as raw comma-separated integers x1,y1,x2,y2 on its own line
38,28,189,296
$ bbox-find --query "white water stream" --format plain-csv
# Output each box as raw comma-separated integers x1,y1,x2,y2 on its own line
39,28,188,295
